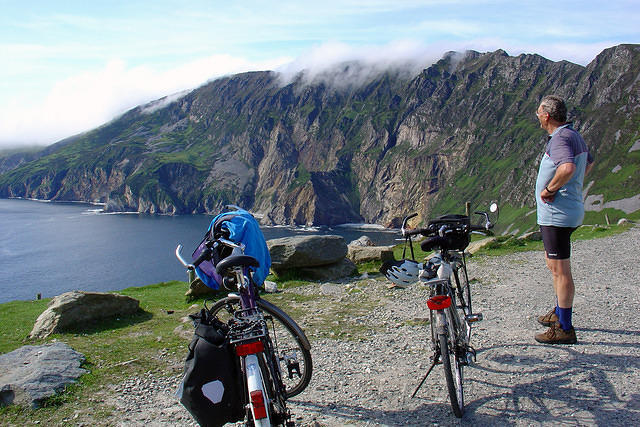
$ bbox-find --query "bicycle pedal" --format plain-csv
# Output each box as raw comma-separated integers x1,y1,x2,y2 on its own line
467,347,477,363
466,313,483,323
465,352,475,365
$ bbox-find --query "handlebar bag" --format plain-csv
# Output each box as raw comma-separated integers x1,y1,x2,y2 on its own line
192,208,272,290
178,311,244,426
426,214,471,251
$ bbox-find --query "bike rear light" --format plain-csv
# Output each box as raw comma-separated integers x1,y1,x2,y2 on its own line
250,390,268,419
427,295,452,310
235,340,264,356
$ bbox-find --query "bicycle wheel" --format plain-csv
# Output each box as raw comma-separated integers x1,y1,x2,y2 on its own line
438,334,464,418
441,306,464,418
208,296,313,398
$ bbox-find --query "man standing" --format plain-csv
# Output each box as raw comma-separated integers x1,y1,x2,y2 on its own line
534,95,594,344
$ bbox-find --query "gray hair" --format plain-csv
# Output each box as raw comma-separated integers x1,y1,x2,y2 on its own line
539,95,567,122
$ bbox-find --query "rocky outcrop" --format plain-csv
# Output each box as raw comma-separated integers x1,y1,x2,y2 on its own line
0,342,87,408
29,291,140,339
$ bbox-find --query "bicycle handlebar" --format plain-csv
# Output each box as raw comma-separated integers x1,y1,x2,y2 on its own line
401,210,494,238
401,213,419,237
175,237,247,271
175,244,192,269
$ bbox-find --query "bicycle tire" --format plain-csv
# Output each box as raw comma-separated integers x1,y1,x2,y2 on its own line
261,336,291,425
439,331,464,418
445,305,466,417
208,296,313,398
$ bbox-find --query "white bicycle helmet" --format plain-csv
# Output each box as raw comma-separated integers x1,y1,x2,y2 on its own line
380,259,423,287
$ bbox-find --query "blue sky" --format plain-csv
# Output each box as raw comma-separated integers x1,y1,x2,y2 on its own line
1,0,639,147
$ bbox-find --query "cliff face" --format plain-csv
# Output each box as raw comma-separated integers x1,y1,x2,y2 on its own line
1,44,639,227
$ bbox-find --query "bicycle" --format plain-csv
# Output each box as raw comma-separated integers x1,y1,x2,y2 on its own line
393,204,497,418
176,230,312,426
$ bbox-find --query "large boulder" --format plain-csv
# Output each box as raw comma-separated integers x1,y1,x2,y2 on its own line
347,245,395,263
0,342,87,408
30,291,140,339
267,235,348,273
267,235,359,280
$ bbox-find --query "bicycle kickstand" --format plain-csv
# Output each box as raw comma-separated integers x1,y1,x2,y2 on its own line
411,349,440,398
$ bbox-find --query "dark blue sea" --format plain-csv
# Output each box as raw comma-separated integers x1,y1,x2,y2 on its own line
0,198,400,304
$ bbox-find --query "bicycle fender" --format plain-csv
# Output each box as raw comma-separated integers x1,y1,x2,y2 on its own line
435,311,448,334
244,354,271,426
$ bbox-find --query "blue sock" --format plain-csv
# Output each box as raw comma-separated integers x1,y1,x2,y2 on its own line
557,307,573,331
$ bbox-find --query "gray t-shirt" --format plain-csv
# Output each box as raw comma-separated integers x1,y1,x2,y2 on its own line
536,124,593,227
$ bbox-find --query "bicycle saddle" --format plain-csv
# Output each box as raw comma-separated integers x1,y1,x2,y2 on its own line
215,255,260,275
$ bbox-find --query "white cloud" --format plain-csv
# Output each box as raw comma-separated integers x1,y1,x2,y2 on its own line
276,40,446,87
0,37,623,149
0,54,291,148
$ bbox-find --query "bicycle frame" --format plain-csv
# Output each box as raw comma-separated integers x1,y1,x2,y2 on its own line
176,240,289,426
403,207,495,418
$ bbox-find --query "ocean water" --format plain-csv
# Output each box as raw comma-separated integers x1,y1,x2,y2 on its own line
0,198,400,303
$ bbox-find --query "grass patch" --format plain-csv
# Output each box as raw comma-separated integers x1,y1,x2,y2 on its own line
472,221,634,256
0,280,223,425
403,318,431,327
573,222,634,240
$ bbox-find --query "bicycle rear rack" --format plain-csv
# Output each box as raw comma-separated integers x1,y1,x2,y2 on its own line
228,309,267,344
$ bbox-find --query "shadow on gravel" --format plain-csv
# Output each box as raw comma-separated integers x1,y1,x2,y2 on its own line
290,399,480,425
466,342,640,425
577,327,640,343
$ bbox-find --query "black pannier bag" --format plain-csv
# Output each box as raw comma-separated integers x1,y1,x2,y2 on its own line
178,309,245,426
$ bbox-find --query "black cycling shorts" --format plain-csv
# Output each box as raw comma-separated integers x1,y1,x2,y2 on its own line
540,225,576,260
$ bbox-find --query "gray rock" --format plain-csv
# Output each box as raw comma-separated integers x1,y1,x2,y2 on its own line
267,235,348,273
297,258,358,281
0,342,87,408
263,280,278,293
347,245,395,263
348,235,375,247
30,291,140,339
184,278,215,298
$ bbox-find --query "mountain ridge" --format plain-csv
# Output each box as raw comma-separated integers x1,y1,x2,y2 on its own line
1,44,639,231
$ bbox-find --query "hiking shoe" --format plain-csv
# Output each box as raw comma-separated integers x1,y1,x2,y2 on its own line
537,308,558,327
535,321,577,345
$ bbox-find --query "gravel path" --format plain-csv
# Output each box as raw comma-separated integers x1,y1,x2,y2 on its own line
110,226,640,426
